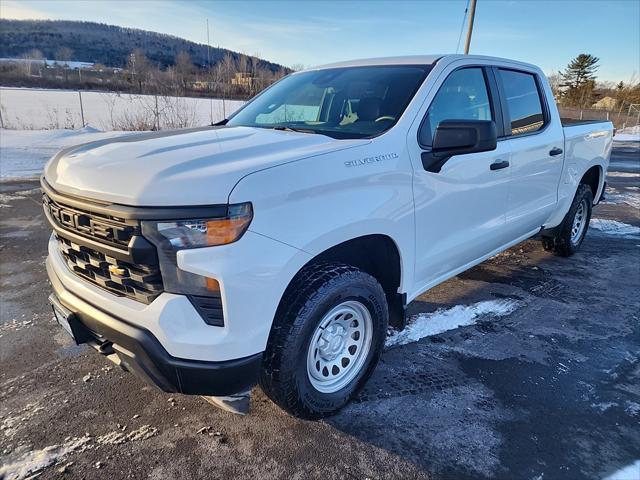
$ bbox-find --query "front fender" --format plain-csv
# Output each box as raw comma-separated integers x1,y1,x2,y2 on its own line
228,136,416,293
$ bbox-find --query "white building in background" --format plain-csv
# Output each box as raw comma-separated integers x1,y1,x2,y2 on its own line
592,96,616,110
0,58,95,70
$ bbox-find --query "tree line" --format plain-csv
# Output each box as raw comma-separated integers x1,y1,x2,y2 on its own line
549,53,640,113
0,46,289,100
0,19,290,100
0,20,284,72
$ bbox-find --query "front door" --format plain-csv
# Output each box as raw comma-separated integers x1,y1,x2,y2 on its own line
408,66,512,294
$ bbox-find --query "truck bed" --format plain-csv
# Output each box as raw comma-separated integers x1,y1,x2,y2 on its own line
561,118,609,127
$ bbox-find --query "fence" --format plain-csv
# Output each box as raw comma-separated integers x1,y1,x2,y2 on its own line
558,107,639,130
1,86,638,132
0,87,245,130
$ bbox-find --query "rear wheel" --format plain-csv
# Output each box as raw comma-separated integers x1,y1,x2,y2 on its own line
260,262,388,419
542,183,593,257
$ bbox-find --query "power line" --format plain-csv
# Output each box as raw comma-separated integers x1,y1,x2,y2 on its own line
456,0,470,54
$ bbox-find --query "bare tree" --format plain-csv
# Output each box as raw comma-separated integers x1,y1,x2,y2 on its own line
54,47,74,62
247,53,264,96
212,62,225,95
127,49,152,93
237,54,248,74
20,49,44,76
547,71,562,99
221,53,236,96
54,47,74,83
174,51,193,93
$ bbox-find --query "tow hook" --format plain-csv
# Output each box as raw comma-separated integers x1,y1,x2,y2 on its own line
202,391,251,415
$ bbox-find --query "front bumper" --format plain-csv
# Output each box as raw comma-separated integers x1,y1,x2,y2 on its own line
48,259,262,396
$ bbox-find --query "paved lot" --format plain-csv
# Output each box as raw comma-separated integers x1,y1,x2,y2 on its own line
1,144,639,480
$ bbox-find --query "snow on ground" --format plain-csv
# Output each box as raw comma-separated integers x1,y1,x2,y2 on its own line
96,424,158,445
386,299,521,347
613,125,640,142
589,218,640,238
0,127,132,180
0,424,158,480
607,172,640,178
0,87,244,130
601,186,640,209
602,460,640,480
0,187,41,208
0,435,92,480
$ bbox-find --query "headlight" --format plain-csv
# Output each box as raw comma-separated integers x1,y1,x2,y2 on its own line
141,203,252,296
146,203,252,249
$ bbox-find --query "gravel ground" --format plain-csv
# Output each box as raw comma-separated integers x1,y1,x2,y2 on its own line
0,144,638,480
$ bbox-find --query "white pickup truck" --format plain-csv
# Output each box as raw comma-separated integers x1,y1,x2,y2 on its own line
43,54,612,418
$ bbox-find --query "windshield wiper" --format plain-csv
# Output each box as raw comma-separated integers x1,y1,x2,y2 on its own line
270,126,320,135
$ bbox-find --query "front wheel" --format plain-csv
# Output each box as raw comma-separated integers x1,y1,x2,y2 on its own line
260,262,388,419
542,183,593,257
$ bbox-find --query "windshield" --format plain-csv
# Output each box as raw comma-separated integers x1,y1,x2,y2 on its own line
226,65,432,139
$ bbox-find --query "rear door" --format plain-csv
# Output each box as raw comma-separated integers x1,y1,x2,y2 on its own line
408,66,512,293
494,68,565,235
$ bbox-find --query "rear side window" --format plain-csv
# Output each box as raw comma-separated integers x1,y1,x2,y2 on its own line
498,69,546,136
419,67,492,146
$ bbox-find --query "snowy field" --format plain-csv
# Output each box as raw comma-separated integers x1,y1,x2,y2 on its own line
613,124,640,142
0,127,131,180
0,87,244,130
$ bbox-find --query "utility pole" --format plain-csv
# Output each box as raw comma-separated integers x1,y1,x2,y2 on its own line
206,19,211,68
78,91,85,128
463,0,477,54
207,19,214,124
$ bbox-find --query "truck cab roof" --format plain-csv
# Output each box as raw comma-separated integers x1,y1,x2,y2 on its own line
310,54,540,72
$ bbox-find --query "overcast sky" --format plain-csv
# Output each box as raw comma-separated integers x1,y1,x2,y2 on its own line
3,0,638,82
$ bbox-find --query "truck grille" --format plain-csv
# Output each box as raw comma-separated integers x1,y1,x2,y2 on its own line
57,235,163,304
43,191,163,304
43,193,135,248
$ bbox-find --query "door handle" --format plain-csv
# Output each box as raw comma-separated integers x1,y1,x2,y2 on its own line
549,147,563,156
490,160,510,170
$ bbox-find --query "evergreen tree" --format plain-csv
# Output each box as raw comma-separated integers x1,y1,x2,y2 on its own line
560,54,600,107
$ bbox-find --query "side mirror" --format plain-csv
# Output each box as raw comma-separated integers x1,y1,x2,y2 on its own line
421,119,497,173
432,119,497,155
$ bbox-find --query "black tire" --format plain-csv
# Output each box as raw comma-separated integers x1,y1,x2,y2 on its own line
541,236,555,252
260,262,388,419
543,183,593,257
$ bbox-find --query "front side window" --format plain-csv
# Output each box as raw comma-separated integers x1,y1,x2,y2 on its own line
227,65,431,139
419,67,493,146
498,69,545,136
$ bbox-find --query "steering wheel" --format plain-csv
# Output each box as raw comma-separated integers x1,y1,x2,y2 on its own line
375,116,396,123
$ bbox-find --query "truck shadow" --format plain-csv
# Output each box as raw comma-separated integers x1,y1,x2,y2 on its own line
325,236,640,480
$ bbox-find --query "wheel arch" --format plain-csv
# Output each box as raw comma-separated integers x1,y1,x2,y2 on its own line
580,164,603,203
274,234,407,330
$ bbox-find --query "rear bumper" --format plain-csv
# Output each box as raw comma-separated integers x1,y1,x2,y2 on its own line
48,260,262,396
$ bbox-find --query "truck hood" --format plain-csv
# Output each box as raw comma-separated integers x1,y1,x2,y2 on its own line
44,126,367,206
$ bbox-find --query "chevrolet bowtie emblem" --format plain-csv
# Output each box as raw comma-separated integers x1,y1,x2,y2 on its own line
108,265,126,276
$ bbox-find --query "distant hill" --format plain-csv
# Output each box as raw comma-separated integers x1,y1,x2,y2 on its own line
0,19,285,72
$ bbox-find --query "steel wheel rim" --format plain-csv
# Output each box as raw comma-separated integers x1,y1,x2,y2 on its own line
306,300,373,394
571,199,588,245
